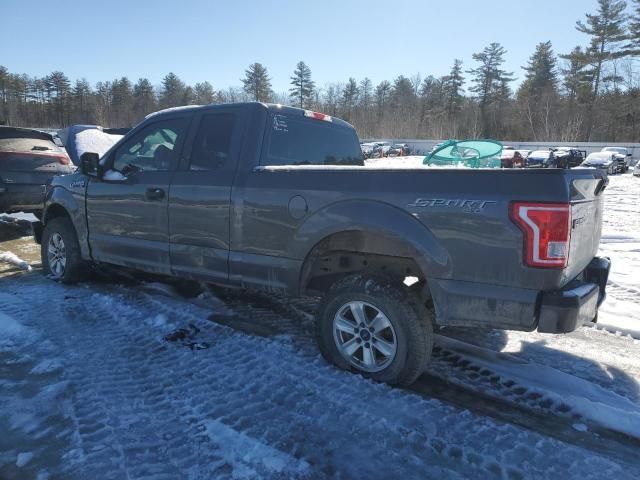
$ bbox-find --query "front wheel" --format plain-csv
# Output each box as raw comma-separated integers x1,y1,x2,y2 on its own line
316,274,433,386
41,217,91,283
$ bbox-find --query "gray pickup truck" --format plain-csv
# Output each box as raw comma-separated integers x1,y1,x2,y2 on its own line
35,102,610,386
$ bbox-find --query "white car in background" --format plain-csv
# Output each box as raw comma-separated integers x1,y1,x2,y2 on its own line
634,161,640,176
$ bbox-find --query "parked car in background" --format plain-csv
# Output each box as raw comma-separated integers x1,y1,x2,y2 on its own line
581,152,617,175
500,149,525,168
634,161,640,176
58,125,129,165
601,146,631,173
515,149,531,160
552,147,586,169
526,149,556,168
387,143,409,157
360,142,376,159
372,142,392,158
0,126,74,215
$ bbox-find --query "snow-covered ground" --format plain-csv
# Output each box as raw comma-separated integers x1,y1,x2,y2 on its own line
0,174,639,479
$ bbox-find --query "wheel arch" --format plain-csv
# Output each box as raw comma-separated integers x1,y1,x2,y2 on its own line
295,200,450,298
42,187,90,259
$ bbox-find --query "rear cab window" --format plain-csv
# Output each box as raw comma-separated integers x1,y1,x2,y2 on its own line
262,112,363,166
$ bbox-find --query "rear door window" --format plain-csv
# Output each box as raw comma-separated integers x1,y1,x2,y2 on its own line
189,113,237,171
263,113,363,166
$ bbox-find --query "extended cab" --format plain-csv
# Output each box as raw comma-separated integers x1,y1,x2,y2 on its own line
35,103,610,386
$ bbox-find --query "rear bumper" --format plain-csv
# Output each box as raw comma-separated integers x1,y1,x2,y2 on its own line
0,184,46,213
537,257,610,333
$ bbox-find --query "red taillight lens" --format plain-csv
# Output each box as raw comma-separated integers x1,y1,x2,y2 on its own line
53,154,70,165
510,202,571,269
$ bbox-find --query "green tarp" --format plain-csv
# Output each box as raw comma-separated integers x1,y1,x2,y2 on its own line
424,139,503,168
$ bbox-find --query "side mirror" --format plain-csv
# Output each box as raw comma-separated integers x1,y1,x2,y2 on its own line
80,152,101,178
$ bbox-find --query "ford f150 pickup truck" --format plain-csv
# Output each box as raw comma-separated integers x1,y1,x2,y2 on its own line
35,102,610,386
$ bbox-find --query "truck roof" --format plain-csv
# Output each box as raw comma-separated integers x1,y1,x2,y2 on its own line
145,102,355,129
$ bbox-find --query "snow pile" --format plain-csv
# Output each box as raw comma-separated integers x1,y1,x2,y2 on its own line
436,335,640,439
203,419,310,478
0,251,32,271
596,174,640,337
0,311,25,337
15,452,33,468
75,129,122,159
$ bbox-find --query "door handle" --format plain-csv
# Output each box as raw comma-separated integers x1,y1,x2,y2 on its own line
145,187,165,201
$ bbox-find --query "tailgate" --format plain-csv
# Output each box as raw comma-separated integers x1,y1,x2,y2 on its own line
566,171,607,281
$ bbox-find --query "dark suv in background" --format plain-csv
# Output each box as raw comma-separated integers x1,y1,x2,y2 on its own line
0,126,74,216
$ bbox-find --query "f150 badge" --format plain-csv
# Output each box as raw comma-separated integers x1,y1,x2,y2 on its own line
408,198,496,214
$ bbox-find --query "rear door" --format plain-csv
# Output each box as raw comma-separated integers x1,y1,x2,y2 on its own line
168,108,244,282
86,116,190,273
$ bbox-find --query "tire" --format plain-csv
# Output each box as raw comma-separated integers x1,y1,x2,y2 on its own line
41,217,91,283
316,274,433,386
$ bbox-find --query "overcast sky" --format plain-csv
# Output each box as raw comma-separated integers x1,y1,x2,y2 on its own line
1,0,605,93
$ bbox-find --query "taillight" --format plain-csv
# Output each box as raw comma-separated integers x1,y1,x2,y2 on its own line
510,202,571,269
303,110,333,122
53,154,70,165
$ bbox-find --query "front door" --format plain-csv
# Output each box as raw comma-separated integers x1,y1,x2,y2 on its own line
168,109,243,282
86,116,190,274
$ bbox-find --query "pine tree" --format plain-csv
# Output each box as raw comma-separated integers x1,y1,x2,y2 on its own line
441,59,464,116
242,63,272,102
0,66,9,124
159,72,187,109
45,71,71,126
574,0,627,139
111,77,133,126
72,78,92,124
468,42,514,137
194,81,215,104
340,78,359,120
521,42,558,98
133,78,156,120
627,0,640,54
289,61,315,108
359,78,373,109
519,42,560,140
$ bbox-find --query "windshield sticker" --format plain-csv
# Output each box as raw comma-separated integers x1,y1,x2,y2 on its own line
273,115,289,132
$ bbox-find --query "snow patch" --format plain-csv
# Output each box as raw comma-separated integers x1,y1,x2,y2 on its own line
204,419,310,478
0,251,32,271
0,311,25,336
16,452,33,468
436,335,640,439
30,359,63,375
572,423,588,432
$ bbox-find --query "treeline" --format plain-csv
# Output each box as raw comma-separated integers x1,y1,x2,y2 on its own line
2,0,640,142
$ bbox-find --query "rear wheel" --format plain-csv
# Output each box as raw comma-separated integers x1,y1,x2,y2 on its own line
316,274,433,386
41,217,91,283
